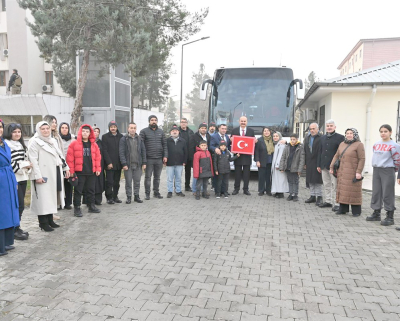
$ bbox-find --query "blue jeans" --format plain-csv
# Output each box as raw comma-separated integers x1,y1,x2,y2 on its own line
167,165,183,193
192,177,204,192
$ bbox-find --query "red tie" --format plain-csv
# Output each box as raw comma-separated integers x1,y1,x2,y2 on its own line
242,129,245,136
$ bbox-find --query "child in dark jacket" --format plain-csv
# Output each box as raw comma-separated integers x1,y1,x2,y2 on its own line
213,140,239,198
193,140,213,200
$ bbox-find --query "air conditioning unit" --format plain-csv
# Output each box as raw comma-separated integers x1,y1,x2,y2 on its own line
42,85,53,93
3,49,8,57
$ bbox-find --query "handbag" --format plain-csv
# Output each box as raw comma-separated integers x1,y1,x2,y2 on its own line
333,143,352,177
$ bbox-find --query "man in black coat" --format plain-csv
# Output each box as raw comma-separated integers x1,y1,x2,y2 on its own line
189,122,211,194
300,122,323,205
230,116,255,195
317,120,344,211
102,120,123,204
178,118,194,191
139,115,168,200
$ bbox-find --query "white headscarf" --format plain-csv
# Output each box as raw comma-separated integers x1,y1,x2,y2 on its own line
35,121,54,144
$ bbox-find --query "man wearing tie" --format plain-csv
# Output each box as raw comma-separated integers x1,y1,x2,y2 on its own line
210,124,231,194
230,116,255,195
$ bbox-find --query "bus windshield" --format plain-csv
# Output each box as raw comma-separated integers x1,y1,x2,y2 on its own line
210,68,294,135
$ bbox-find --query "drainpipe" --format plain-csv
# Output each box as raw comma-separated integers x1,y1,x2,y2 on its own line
364,84,377,173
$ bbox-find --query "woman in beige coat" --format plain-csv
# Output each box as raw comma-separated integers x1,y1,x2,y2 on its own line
330,128,365,216
28,121,70,231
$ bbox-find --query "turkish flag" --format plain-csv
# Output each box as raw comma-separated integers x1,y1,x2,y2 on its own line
231,135,256,155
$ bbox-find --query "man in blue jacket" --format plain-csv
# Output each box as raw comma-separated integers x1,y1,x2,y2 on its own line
119,122,147,204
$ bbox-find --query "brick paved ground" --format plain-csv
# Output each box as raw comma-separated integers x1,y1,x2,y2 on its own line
1,170,400,320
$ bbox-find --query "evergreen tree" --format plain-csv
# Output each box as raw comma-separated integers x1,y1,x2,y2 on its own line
164,97,178,130
304,71,317,94
18,0,208,133
185,64,210,127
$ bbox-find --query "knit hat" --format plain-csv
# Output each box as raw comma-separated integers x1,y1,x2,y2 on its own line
108,120,118,130
170,124,179,132
149,115,158,122
209,121,216,128
198,122,207,129
198,140,207,146
219,140,227,147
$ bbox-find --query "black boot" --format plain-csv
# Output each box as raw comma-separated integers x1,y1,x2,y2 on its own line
134,195,143,203
366,210,381,221
88,204,101,213
38,216,54,232
126,196,132,204
74,207,83,217
305,196,316,203
14,227,28,240
315,196,323,206
113,197,122,203
381,211,394,226
195,191,200,200
202,192,209,199
48,214,60,228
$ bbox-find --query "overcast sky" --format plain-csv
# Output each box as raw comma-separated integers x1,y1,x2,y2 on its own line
168,0,399,103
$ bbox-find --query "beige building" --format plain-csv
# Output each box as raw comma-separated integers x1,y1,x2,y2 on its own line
296,60,400,173
0,0,67,96
338,37,400,76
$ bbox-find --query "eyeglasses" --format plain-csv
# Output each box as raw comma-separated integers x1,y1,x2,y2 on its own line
180,121,188,123
9,123,21,130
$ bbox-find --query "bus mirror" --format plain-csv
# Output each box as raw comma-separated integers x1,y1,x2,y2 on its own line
297,85,305,100
200,79,213,101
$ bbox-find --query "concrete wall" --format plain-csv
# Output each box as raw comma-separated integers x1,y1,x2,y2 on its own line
42,94,74,126
363,39,400,70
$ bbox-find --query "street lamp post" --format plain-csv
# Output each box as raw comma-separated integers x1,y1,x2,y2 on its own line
180,36,210,120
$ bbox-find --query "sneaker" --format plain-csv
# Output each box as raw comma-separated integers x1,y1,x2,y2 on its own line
176,192,186,197
185,186,192,192
216,193,221,199
113,197,122,203
287,195,293,201
224,193,229,199
167,192,173,198
145,194,150,200
107,199,115,205
195,194,200,200
292,196,299,202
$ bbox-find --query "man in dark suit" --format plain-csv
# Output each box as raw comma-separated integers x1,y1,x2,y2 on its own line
210,124,231,194
230,116,255,195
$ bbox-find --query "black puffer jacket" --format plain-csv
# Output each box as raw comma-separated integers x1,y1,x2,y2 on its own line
213,151,238,175
179,127,194,161
102,131,123,170
139,126,168,159
189,132,210,161
166,137,187,166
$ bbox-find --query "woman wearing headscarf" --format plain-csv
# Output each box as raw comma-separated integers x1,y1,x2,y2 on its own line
254,127,274,196
28,121,70,231
59,122,75,209
0,119,20,256
271,131,289,198
330,128,365,216
4,123,31,241
43,115,63,218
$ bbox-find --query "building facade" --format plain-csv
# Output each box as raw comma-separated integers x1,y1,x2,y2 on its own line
0,0,67,96
338,37,400,76
297,60,400,173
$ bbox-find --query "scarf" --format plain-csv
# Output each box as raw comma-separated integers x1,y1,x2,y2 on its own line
263,135,274,155
35,121,54,144
344,128,360,144
273,131,283,146
59,122,72,141
326,131,336,138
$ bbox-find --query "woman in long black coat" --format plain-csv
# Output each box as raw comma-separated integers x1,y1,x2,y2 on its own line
93,127,105,205
254,127,274,196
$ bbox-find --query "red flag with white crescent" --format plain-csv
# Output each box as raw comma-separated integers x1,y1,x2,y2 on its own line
231,135,256,155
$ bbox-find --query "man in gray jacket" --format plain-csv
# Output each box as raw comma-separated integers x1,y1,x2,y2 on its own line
139,115,168,200
119,122,146,204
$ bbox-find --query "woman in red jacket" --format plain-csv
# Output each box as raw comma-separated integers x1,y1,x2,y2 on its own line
66,125,102,217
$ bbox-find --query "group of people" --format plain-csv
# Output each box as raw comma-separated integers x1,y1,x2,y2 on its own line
1,113,400,256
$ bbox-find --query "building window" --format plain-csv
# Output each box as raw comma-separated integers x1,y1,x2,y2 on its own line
0,71,6,86
45,71,53,85
295,122,300,135
1,0,6,11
